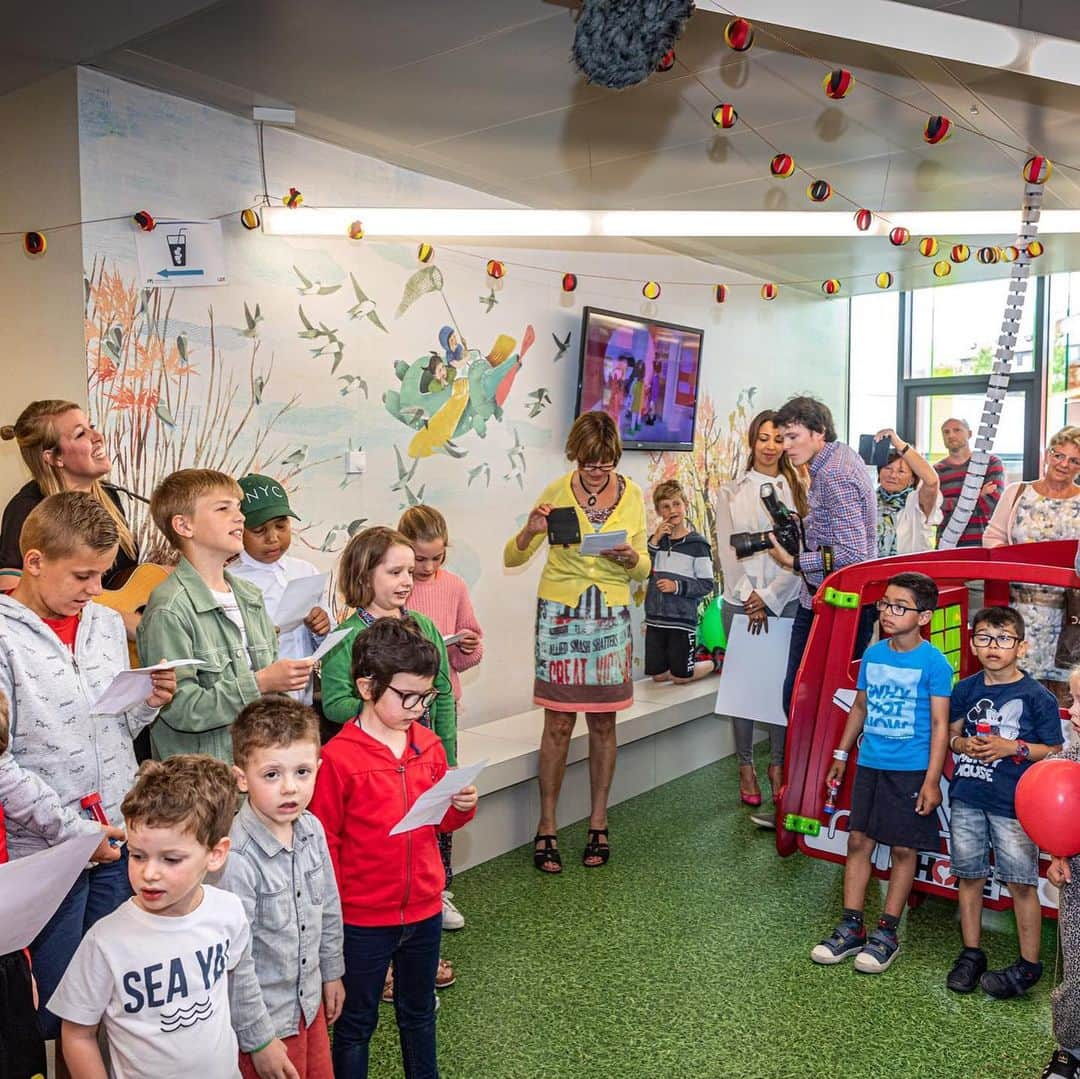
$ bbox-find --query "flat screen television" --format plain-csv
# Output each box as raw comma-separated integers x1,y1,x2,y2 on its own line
573,307,703,452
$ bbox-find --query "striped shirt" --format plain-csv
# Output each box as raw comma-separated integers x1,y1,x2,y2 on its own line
934,454,1005,547
646,530,714,630
799,441,877,608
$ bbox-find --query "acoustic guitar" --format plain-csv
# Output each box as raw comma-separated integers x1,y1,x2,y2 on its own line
93,564,171,664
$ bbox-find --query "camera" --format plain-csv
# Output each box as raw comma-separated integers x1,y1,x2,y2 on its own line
730,482,804,560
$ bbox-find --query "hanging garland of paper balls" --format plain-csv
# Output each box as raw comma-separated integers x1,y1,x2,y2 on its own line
807,179,832,203
561,273,578,293
656,48,676,72
854,208,873,232
1023,155,1053,184
240,208,261,230
1027,240,1045,258
1003,245,1020,262
487,259,506,280
283,187,304,208
976,246,999,264
875,271,894,289
714,284,727,303
933,260,952,278
23,231,46,256
918,237,938,257
950,243,970,263
642,280,661,300
348,220,364,240
724,18,754,51
889,227,911,246
823,69,854,99
132,210,155,232
924,115,952,144
770,153,796,178
821,279,841,295
760,282,778,300
712,103,738,129
417,243,434,263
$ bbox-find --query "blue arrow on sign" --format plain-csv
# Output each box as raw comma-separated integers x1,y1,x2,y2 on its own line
157,268,205,278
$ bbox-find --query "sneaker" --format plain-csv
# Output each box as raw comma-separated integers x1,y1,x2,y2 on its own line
1043,1049,1080,1078
810,918,867,965
442,890,465,931
854,928,900,973
980,959,1042,999
749,812,776,830
946,947,987,993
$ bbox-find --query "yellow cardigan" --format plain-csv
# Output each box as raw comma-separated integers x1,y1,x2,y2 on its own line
503,471,651,607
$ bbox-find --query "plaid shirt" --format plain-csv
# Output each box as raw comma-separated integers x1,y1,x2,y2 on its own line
799,441,877,608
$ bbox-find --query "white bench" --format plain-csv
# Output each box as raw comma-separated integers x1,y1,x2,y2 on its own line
452,679,737,871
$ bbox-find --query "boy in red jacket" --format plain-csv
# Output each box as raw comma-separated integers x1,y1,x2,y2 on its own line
309,616,476,1079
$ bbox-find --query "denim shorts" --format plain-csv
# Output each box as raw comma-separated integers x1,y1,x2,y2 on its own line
949,800,1040,886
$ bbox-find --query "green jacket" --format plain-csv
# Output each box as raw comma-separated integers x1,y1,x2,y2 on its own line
136,557,278,763
320,610,457,765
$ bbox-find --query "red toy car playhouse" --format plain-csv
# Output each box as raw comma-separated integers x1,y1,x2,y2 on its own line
775,540,1079,916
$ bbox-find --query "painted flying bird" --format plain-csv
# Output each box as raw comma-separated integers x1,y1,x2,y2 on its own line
252,375,265,404
155,404,176,428
240,302,263,338
330,348,345,375
552,332,571,361
399,406,428,429
297,305,321,340
525,388,552,418
479,288,498,313
467,462,491,488
319,527,344,552
346,518,368,536
400,480,426,508
338,374,368,398
508,428,526,471
503,462,526,489
281,445,309,468
293,265,342,295
347,274,388,332
390,444,420,492
437,439,468,460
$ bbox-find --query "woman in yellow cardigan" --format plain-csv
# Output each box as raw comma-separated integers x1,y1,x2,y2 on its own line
504,411,650,873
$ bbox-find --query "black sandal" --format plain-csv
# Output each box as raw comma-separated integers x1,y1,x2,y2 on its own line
533,833,562,874
582,828,610,867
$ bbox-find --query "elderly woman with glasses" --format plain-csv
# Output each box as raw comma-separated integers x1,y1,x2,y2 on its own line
505,411,650,873
984,425,1080,703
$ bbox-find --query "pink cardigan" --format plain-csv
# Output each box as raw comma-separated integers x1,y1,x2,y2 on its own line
409,568,484,701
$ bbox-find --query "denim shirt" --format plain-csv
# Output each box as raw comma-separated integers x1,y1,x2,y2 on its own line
213,801,345,1050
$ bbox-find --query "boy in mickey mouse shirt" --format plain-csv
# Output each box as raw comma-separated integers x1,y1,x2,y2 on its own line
945,606,1063,999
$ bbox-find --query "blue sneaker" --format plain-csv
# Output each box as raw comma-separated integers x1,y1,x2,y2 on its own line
811,918,866,965
854,927,900,973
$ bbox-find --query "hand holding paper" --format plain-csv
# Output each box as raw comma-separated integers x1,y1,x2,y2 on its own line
312,627,352,663
580,530,627,555
389,759,487,836
273,573,329,633
92,659,200,715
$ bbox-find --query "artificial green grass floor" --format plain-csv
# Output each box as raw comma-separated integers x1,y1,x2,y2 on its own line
367,750,1060,1079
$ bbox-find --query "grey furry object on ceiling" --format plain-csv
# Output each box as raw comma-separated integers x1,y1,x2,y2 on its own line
572,0,695,89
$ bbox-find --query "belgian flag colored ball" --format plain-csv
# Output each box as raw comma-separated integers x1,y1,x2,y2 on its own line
807,179,832,203
132,210,155,232
561,273,578,293
950,244,970,263
724,17,754,51
283,187,303,208
1022,155,1053,184
760,282,778,301
823,69,854,100
714,284,727,303
770,153,795,179
487,260,506,279
1027,240,1045,258
933,260,952,278
240,208,261,230
821,279,841,295
642,281,661,300
23,231,46,256
875,271,894,289
918,237,938,257
924,115,952,144
656,48,676,72
417,243,434,263
854,208,873,232
712,103,738,129
348,220,364,240
889,227,910,246
977,246,999,264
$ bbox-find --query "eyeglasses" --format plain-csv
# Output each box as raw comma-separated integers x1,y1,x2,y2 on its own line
581,462,616,472
875,599,922,616
1048,447,1080,469
971,632,1021,648
382,684,438,712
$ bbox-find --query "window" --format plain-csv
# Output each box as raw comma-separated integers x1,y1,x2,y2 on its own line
848,291,900,447
1047,272,1080,428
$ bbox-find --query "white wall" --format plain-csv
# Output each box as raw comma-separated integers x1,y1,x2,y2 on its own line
77,68,849,724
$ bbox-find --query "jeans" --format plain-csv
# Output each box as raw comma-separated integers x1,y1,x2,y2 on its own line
334,913,442,1079
781,604,816,719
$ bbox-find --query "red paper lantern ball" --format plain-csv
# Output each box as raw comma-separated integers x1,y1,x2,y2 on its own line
642,280,661,300
712,103,738,130
889,227,910,246
23,231,46,256
1016,758,1080,856
821,279,841,295
854,208,873,232
918,237,938,257
976,246,999,264
240,208,261,230
132,210,155,232
283,187,304,208
1023,155,1053,184
823,69,854,100
770,153,796,179
714,284,727,303
924,115,952,144
1027,240,1045,258
807,179,832,203
656,48,676,72
348,220,364,240
417,243,434,263
724,18,754,52
875,271,894,289
933,260,952,278
561,272,578,293
760,282,778,301
486,259,506,279
950,243,970,263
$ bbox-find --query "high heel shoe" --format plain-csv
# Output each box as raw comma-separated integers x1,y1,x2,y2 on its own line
739,764,762,807
767,764,783,805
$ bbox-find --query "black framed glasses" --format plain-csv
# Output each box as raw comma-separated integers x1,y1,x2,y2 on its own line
874,599,922,617
382,684,438,711
971,632,1021,648
581,462,616,472
1048,447,1080,469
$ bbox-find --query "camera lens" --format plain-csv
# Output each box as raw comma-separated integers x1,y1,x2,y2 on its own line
730,531,771,560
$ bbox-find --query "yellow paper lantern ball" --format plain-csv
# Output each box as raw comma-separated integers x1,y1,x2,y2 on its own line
933,260,952,278
417,242,434,263
642,280,661,300
875,271,894,289
240,208,261,230
1003,245,1020,262
1027,240,1045,258
348,220,364,240
918,237,938,257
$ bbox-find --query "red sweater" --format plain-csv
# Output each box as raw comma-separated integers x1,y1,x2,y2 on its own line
309,719,474,926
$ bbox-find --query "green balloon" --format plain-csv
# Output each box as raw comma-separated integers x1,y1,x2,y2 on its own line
698,596,726,651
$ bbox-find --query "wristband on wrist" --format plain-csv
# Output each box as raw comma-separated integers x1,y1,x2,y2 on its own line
899,443,910,456
949,735,961,753
832,748,849,762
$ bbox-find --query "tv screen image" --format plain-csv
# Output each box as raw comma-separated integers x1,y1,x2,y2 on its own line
574,307,703,452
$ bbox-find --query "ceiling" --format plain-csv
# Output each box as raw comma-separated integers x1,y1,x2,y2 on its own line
11,0,1080,293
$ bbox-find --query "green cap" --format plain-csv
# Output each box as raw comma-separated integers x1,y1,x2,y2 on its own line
237,474,301,529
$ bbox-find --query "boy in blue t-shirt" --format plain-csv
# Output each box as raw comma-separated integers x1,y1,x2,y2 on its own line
945,606,1063,998
811,572,953,974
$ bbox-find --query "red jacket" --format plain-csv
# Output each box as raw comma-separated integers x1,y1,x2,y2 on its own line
309,719,475,927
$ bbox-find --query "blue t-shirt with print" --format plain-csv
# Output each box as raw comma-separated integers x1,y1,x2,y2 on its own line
949,671,1064,818
856,639,954,771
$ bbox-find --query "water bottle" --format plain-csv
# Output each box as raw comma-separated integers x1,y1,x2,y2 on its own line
975,715,992,739
823,776,841,816
80,792,109,826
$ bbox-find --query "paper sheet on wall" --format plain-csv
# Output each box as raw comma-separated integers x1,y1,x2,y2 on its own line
389,759,488,836
713,615,794,728
0,830,105,953
272,573,329,633
580,530,627,555
91,659,201,714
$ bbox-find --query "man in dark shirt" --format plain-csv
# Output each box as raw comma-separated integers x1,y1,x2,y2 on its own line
934,418,1004,548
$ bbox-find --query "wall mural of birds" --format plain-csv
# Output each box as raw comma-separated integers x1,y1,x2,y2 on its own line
400,480,427,508
347,274,388,332
298,307,345,372
281,445,309,468
240,302,263,339
337,374,368,398
467,462,491,488
479,288,498,313
503,461,526,489
390,444,420,493
508,428,526,472
252,375,266,404
293,265,342,295
525,388,552,418
552,331,571,361
155,404,176,428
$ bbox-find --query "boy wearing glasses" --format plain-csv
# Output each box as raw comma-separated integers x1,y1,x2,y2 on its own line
945,605,1062,998
812,572,952,973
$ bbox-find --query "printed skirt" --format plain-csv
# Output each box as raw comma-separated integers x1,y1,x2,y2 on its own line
533,585,634,712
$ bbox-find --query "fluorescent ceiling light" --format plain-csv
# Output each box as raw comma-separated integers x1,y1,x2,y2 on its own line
263,207,1080,239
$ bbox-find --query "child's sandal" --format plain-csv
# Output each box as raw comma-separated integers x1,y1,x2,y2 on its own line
582,828,610,867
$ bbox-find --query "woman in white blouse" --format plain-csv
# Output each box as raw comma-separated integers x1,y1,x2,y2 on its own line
716,410,808,807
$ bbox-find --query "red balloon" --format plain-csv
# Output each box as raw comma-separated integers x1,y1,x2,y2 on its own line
1015,758,1080,857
